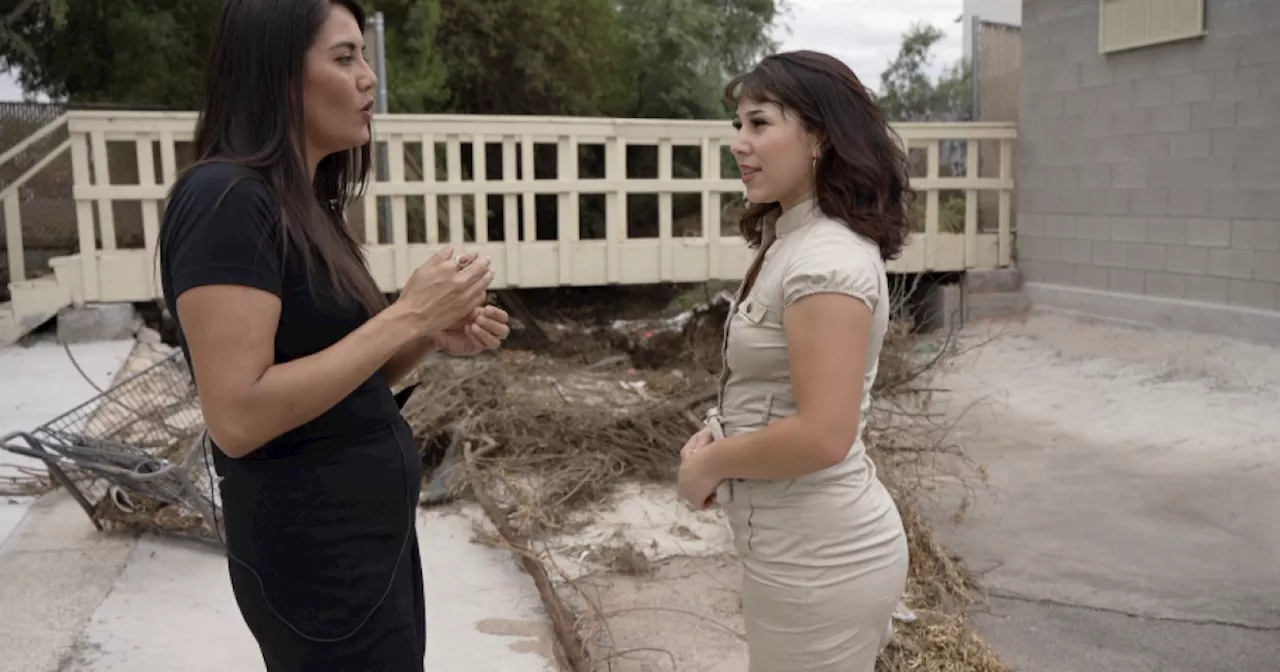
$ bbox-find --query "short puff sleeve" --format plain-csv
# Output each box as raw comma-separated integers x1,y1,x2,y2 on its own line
160,165,283,300
780,226,881,313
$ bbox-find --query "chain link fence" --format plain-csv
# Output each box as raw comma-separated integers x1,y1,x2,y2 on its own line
0,101,75,297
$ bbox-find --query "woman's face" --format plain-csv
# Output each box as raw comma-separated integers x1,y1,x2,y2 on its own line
730,97,820,212
301,4,377,165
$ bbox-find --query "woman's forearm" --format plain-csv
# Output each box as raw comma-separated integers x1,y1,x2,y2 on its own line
380,334,439,385
699,414,854,481
211,303,422,457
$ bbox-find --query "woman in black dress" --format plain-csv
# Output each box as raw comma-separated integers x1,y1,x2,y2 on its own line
158,1,510,670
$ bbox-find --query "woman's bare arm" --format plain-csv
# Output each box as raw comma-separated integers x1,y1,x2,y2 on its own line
380,333,438,386
177,284,423,458
697,291,871,480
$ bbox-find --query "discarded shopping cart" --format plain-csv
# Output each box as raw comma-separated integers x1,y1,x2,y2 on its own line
0,349,220,544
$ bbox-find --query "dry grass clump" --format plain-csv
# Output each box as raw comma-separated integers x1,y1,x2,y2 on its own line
874,474,1007,672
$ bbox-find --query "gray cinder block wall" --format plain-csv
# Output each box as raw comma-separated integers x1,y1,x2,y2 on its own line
1016,0,1280,342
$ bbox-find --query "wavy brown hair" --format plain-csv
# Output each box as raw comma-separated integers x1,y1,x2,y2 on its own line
724,50,914,261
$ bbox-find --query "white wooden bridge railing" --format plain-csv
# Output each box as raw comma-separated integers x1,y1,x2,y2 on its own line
3,110,1016,323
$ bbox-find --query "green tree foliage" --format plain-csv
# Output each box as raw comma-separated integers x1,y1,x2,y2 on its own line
377,0,451,114
874,22,974,234
708,0,786,82
0,0,784,120
433,0,625,116
875,22,972,123
2,0,222,108
612,0,721,119
1,0,67,69
612,0,784,119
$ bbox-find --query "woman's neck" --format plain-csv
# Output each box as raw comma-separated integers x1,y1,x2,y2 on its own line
777,189,815,215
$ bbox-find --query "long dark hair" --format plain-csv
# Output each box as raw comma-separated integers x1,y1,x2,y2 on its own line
724,50,913,261
175,0,386,314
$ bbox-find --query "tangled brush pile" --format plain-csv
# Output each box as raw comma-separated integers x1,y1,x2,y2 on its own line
400,286,1008,671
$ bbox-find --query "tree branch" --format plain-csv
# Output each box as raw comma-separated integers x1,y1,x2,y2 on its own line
4,0,40,27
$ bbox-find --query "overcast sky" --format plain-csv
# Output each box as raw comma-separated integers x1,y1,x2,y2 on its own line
774,0,963,92
0,0,964,103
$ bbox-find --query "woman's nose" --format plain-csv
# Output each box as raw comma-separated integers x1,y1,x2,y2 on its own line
359,60,378,93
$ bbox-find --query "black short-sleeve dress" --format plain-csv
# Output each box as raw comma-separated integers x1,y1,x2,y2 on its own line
158,161,426,672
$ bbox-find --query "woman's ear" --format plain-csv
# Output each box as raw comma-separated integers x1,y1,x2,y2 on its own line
808,130,825,160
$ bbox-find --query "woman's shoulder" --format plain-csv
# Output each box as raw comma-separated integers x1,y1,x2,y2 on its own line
164,162,277,230
795,215,881,260
161,161,281,256
170,161,271,205
777,215,885,310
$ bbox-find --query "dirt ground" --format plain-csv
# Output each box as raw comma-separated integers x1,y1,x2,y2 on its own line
450,483,748,671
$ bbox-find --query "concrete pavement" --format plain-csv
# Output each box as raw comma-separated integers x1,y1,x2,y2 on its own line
8,312,1280,671
2,490,557,672
0,337,137,549
1,337,140,672
1,337,555,672
928,313,1280,672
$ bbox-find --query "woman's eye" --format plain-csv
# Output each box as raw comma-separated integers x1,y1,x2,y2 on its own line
338,54,353,66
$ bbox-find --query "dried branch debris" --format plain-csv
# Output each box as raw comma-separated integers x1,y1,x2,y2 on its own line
9,282,1008,672
401,283,1008,672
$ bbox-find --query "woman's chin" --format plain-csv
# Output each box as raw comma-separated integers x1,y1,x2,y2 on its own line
319,133,371,156
341,127,371,150
743,184,771,203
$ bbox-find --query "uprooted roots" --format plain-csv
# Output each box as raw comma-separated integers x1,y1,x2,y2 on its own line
401,301,730,670
36,284,1006,671
400,285,1009,672
402,353,713,535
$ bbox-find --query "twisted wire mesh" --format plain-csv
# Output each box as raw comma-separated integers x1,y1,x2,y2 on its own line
26,350,219,539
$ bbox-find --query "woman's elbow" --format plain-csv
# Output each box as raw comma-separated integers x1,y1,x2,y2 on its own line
206,425,257,458
811,421,861,468
816,440,853,469
203,404,263,458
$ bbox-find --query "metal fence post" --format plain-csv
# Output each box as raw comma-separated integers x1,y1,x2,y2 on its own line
372,11,391,245
971,15,982,122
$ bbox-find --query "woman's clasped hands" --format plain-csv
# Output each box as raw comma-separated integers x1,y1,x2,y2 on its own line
677,426,721,510
394,245,511,356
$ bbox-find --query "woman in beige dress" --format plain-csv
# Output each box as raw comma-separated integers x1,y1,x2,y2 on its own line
677,50,913,672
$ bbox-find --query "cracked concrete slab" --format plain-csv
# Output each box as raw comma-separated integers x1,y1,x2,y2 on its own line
928,313,1280,671
0,491,137,672
1,337,138,549
1,336,561,672
58,506,555,672
0,338,140,672
972,594,1279,672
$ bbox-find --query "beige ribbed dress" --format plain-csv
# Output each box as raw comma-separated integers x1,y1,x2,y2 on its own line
712,198,909,672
